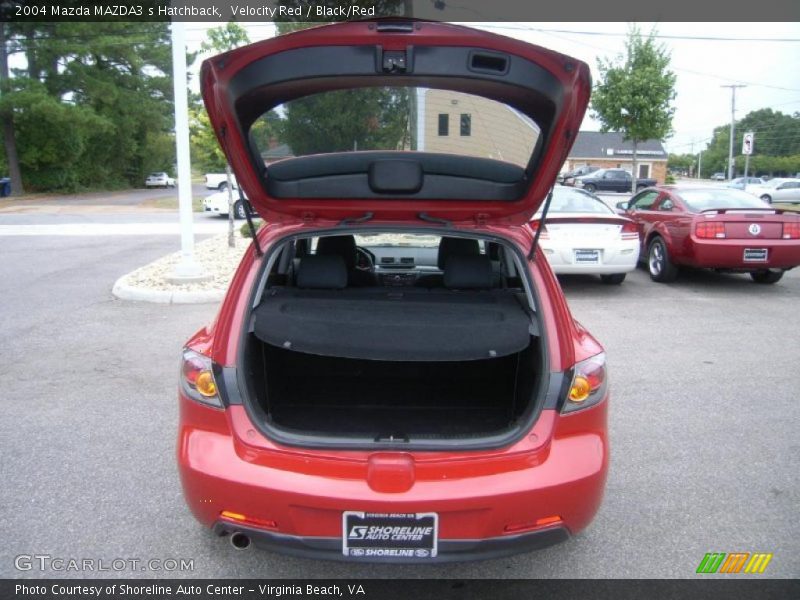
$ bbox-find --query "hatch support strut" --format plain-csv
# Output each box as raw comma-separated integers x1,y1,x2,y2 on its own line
239,187,263,257
528,187,555,261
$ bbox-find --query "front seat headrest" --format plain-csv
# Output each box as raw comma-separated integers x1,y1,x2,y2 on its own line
316,235,357,271
437,237,481,269
443,255,494,290
296,255,348,290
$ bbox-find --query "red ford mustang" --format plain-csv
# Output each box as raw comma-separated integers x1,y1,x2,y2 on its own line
618,186,800,283
177,20,608,562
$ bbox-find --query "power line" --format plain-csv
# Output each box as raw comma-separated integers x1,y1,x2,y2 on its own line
482,23,800,93
477,24,800,43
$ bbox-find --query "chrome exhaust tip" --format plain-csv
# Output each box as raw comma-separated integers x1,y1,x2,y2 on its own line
230,531,251,550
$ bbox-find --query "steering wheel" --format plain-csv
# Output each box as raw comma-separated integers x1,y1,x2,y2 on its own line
355,247,375,272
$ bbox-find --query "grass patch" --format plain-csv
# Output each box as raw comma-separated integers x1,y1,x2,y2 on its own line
141,196,205,212
772,202,800,212
240,219,265,238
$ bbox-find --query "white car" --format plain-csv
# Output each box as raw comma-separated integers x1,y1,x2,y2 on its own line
204,173,238,191
145,172,175,188
530,186,640,284
745,178,800,204
202,190,252,219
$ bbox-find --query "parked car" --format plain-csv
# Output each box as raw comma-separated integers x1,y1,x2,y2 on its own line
178,20,609,562
617,185,800,283
144,172,175,188
202,190,252,219
727,176,764,190
574,168,656,193
530,186,639,284
711,172,726,181
558,164,599,186
744,178,800,204
204,172,238,191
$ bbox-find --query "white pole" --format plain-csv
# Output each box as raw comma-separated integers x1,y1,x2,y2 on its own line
169,19,207,282
416,88,426,152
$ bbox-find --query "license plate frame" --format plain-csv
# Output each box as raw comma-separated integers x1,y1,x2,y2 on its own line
743,248,768,262
342,512,438,559
574,249,600,264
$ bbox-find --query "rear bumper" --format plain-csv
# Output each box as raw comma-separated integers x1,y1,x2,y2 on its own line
687,238,800,269
178,399,608,562
544,240,639,274
212,520,569,563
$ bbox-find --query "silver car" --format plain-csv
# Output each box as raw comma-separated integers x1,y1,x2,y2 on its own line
745,178,800,204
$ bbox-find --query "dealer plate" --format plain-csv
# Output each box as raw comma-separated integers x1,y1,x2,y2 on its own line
342,512,438,559
574,249,600,264
743,248,768,262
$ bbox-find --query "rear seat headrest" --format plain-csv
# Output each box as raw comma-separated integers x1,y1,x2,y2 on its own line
296,255,348,290
443,255,493,290
437,237,480,269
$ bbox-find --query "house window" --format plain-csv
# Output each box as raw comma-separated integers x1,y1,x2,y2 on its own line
460,113,471,136
638,164,651,178
438,114,449,136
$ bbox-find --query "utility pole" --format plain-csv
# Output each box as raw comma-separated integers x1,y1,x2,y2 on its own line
721,85,746,180
698,149,702,179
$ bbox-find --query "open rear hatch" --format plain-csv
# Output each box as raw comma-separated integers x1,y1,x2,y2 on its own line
201,20,591,225
202,21,591,448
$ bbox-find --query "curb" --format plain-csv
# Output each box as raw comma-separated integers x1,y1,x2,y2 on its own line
112,276,225,304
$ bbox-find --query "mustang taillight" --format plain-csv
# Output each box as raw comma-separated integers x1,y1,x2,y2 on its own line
783,222,800,239
530,220,549,239
696,221,726,239
620,221,639,240
562,353,607,414
180,348,222,408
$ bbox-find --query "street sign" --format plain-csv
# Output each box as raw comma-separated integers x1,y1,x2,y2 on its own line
742,132,754,155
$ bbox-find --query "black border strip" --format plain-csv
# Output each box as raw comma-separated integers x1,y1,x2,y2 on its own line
3,0,799,22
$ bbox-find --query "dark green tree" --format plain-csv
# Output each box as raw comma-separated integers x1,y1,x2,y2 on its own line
278,87,410,155
668,153,696,176
592,27,677,192
699,109,800,177
0,22,174,192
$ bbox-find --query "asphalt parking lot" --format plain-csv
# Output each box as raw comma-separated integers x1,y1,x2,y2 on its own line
1,208,798,579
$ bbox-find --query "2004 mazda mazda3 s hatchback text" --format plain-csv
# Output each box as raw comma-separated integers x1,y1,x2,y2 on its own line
177,20,609,561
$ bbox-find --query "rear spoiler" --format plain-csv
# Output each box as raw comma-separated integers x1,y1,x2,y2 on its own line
700,207,798,215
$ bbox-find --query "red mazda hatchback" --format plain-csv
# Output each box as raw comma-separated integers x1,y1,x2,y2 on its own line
177,20,609,562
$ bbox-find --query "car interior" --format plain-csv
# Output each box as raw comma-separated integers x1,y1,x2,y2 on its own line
239,231,545,443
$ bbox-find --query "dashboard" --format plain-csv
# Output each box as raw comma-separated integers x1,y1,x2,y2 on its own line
361,246,441,287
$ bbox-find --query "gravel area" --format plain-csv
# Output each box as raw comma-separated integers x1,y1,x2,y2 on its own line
117,232,250,293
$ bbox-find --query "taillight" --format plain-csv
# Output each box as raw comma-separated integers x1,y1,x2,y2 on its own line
620,221,638,240
783,222,800,239
180,348,222,408
695,221,726,239
530,220,549,239
562,353,607,414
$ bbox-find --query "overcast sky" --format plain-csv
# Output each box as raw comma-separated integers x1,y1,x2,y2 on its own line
183,21,800,155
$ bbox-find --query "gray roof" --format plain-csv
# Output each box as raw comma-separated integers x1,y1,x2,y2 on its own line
568,131,667,159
